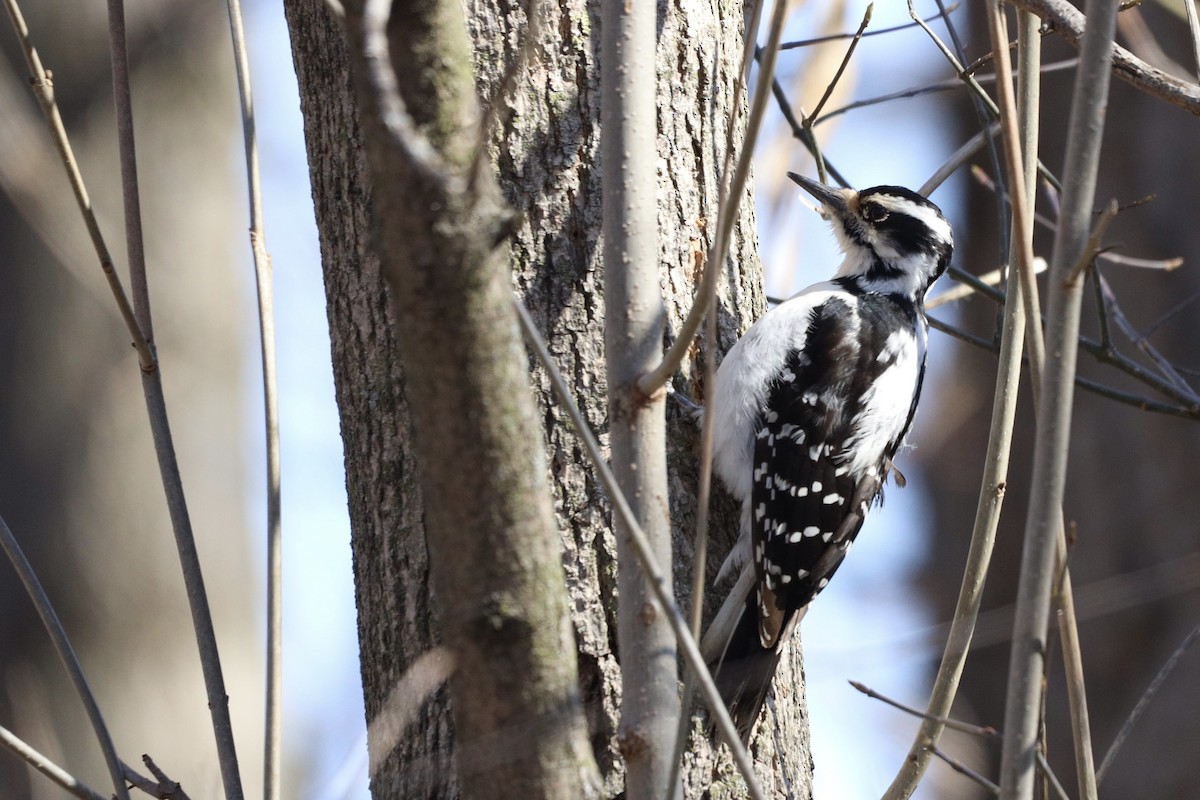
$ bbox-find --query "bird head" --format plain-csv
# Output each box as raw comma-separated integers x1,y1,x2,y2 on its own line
788,172,953,298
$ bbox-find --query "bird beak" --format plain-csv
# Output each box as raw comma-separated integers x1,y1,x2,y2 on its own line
787,172,851,217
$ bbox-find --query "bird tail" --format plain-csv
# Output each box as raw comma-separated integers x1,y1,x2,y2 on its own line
705,575,806,745
712,593,783,743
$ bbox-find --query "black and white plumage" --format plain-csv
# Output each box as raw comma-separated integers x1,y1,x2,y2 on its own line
707,173,953,740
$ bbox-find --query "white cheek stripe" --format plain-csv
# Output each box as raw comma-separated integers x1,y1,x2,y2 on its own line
875,195,953,246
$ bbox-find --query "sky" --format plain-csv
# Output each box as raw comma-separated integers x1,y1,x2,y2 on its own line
243,3,367,796
240,1,971,797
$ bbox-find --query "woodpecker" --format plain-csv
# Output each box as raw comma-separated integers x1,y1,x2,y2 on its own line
705,173,953,741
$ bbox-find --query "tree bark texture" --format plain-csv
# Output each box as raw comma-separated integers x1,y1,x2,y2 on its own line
344,0,604,796
285,0,815,796
282,4,458,796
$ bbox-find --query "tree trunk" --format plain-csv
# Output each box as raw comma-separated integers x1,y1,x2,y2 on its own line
284,0,815,796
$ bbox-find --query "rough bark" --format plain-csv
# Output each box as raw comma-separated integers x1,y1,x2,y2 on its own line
285,0,815,796
282,4,456,796
344,0,603,796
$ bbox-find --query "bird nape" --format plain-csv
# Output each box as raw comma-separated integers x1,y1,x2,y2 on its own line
703,172,953,743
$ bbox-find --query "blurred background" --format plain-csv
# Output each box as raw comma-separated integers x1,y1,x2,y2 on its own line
0,1,1197,798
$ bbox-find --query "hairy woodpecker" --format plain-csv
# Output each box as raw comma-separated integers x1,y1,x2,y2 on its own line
706,173,953,741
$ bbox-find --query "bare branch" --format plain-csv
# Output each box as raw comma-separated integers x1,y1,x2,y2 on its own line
1185,0,1200,83
1,0,153,370
1144,287,1200,337
1036,750,1072,800
931,746,1000,795
602,0,679,790
1065,197,1118,284
637,0,788,397
513,299,767,800
106,0,245,795
123,755,194,800
361,0,455,189
1097,251,1183,270
849,681,999,738
767,73,851,188
927,258,1047,309
219,0,284,795
1094,270,1199,400
1097,624,1200,784
779,3,959,50
0,514,130,800
818,59,1078,127
1011,0,1200,115
805,2,873,184
885,12,1040,797
0,724,108,800
999,1,1118,796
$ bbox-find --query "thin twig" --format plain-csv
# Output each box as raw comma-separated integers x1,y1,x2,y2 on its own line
1098,252,1182,270
1097,623,1200,784
0,724,109,800
220,0,283,795
927,258,1046,309
920,123,1001,196
1078,332,1200,411
1036,750,1072,800
1094,269,1199,400
1,0,153,370
122,755,194,800
779,3,959,50
666,0,764,777
0,514,130,800
514,299,767,800
929,306,1200,420
886,16,1039,796
1065,197,1118,284
767,73,851,188
804,2,873,184
849,681,999,738
949,107,1197,420
930,746,1000,795
971,164,1181,272
637,0,789,397
1143,287,1200,337
106,1,245,797
818,59,1078,127
1051,552,1097,800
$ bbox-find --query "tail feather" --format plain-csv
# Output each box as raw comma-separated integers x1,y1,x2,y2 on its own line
713,595,782,743
709,591,805,744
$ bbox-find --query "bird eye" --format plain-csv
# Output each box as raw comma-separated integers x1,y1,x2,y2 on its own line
863,203,889,223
